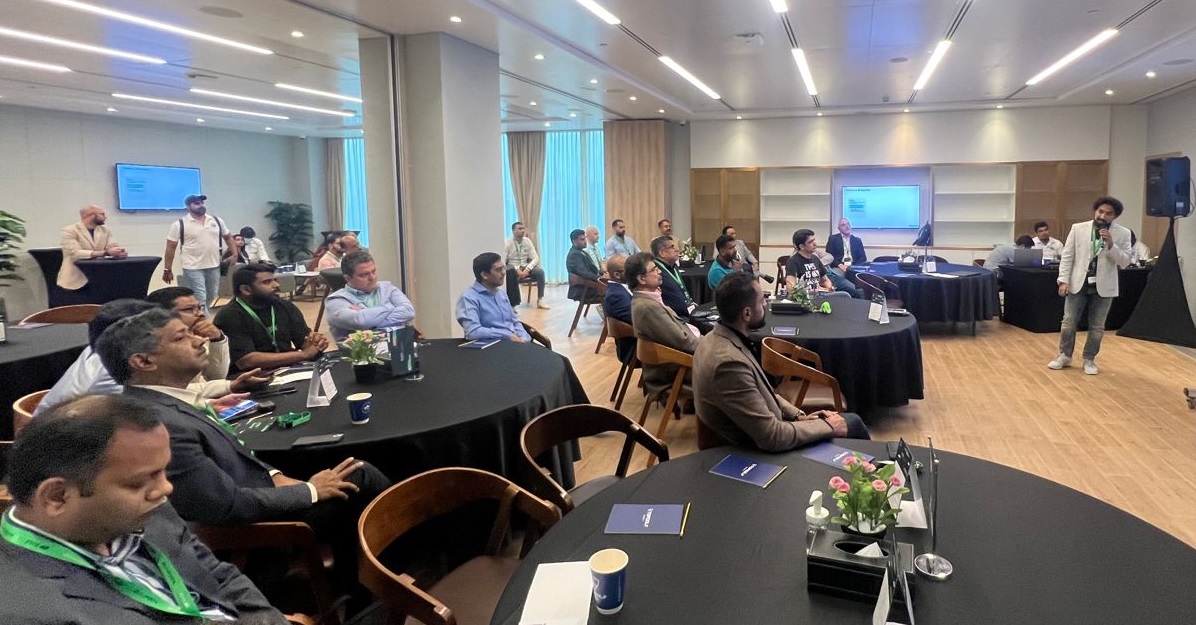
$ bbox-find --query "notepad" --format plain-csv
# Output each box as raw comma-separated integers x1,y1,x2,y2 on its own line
458,338,501,349
802,442,875,470
518,561,592,625
604,503,688,535
708,454,787,488
772,326,798,336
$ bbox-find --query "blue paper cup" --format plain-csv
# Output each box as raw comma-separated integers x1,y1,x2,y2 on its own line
347,392,372,425
589,548,628,615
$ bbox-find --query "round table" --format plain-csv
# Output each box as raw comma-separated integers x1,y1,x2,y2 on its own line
1000,265,1152,333
491,444,1196,625
0,323,89,439
27,248,72,307
855,262,999,325
677,261,712,305
757,298,924,416
74,256,161,303
239,339,589,488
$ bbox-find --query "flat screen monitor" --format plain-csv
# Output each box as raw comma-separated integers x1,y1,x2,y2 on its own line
115,163,201,211
841,185,921,229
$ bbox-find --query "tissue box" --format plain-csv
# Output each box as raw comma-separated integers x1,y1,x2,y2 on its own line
806,528,915,606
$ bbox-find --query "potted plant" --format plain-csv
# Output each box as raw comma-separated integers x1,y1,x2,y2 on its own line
0,210,28,329
827,453,909,537
265,201,314,264
341,329,384,384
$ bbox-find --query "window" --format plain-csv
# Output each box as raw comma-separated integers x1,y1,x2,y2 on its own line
343,137,369,247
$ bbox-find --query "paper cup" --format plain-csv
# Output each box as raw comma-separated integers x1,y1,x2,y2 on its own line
347,392,372,425
589,548,628,615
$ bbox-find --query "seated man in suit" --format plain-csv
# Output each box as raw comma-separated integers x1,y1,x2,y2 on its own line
214,263,330,374
650,235,696,318
603,255,635,363
694,273,869,452
627,252,700,404
325,251,416,341
456,252,532,342
97,308,389,584
825,218,868,269
57,204,127,301
566,228,606,306
1,394,287,624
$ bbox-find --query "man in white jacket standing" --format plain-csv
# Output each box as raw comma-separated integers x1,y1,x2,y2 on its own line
1048,196,1133,375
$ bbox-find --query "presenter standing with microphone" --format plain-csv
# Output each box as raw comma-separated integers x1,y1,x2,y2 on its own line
1048,197,1132,376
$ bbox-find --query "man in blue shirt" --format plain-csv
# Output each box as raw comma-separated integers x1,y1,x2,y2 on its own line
325,251,416,341
456,253,532,342
604,218,641,257
707,234,740,291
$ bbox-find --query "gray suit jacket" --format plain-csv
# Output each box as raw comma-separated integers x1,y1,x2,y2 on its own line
1057,220,1132,297
125,386,313,526
631,293,699,399
693,324,835,452
0,503,285,625
58,223,117,289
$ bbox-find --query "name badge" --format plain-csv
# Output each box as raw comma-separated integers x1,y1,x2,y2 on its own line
1087,275,1098,285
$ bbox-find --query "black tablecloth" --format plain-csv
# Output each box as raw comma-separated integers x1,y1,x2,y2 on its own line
0,324,89,439
757,298,924,416
27,248,73,307
491,444,1196,625
677,261,712,305
1000,265,1153,333
75,256,161,303
239,339,589,488
857,262,999,324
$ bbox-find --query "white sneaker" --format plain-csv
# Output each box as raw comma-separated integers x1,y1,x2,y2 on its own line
1047,354,1072,370
1083,360,1098,375
537,301,551,310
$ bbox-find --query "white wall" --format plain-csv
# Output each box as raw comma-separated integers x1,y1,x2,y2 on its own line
0,103,316,319
666,122,691,240
1146,86,1196,326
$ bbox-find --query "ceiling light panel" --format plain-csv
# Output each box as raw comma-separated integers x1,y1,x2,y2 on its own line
912,40,951,91
112,93,289,119
38,0,273,55
0,26,165,63
1025,28,1118,86
190,88,354,117
769,0,788,13
791,48,817,96
0,54,71,72
575,0,621,25
659,56,721,99
275,83,363,104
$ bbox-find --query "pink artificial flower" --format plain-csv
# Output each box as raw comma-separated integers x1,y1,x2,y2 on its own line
861,462,877,473
836,482,851,493
889,475,903,487
843,456,858,467
829,476,846,488
872,479,887,491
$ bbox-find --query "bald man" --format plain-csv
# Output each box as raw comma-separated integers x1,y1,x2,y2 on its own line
585,225,607,273
58,205,126,292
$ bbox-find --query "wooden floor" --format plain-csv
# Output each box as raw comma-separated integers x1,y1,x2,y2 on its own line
296,284,1196,548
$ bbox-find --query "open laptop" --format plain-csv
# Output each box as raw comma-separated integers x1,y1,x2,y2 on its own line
1012,248,1043,267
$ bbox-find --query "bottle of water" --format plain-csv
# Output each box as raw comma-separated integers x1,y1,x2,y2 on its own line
0,297,7,344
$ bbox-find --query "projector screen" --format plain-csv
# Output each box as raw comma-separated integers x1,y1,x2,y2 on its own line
841,185,921,229
115,163,201,211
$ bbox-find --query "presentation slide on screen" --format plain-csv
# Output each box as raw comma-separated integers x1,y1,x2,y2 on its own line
841,185,921,229
116,164,201,211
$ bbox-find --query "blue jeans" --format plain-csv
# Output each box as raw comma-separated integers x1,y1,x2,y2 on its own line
1059,287,1114,361
180,267,221,314
826,268,864,299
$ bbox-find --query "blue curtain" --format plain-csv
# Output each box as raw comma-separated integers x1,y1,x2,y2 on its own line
343,137,369,247
500,130,605,282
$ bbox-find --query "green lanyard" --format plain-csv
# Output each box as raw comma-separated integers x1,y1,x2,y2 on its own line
194,402,247,447
236,298,277,345
655,259,689,296
1,514,203,617
1091,226,1102,258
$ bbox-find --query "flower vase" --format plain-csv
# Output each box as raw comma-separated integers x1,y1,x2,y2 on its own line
841,516,888,538
352,363,377,384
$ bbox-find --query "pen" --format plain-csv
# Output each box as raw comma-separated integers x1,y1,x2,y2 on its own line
679,502,691,538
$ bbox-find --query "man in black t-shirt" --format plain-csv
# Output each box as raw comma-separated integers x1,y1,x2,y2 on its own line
214,263,329,374
784,229,849,298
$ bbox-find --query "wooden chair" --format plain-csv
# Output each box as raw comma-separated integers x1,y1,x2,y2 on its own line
521,322,551,349
311,268,348,333
12,390,48,438
20,304,101,325
973,259,986,267
774,255,791,295
605,318,640,411
566,274,607,337
854,273,904,309
520,405,668,513
634,338,693,466
0,441,11,510
760,337,846,412
357,467,560,625
517,275,535,302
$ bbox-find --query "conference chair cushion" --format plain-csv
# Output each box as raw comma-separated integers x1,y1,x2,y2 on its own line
776,380,838,411
403,555,520,625
568,475,622,509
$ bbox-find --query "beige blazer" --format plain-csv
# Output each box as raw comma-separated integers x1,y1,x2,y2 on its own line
693,324,834,452
1057,220,1132,297
58,223,117,289
630,293,699,399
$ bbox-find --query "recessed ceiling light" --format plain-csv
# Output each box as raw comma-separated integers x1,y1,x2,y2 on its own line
191,88,354,116
996,104,1004,109
569,112,577,117
40,0,273,55
106,107,117,112
196,118,205,123
0,26,166,64
769,0,787,13
534,53,544,60
736,115,742,120
449,15,462,23
529,101,538,106
112,93,290,119
575,0,621,25
544,122,551,127
0,55,71,73
816,112,823,116
290,30,304,38
658,109,665,114
1026,28,1117,86
1104,88,1114,95
791,48,818,96
264,126,272,131
589,78,599,84
629,96,637,101
274,83,363,104
659,56,721,99
903,108,910,113
1146,70,1157,78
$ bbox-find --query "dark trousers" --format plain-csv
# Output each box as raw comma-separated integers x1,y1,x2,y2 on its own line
294,461,391,590
506,267,546,305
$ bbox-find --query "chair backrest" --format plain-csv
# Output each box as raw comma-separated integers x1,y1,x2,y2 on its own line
520,405,668,512
760,338,845,411
521,322,551,349
12,390,48,437
20,304,101,325
358,468,560,625
760,337,823,370
606,317,635,340
873,256,899,262
775,255,792,293
855,272,903,304
635,337,693,368
319,267,347,292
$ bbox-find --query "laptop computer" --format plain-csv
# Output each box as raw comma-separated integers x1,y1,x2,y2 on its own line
1012,248,1043,267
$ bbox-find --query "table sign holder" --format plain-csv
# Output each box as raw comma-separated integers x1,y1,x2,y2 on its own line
882,532,916,624
306,353,338,408
913,437,954,581
861,279,890,324
806,527,915,607
922,246,938,274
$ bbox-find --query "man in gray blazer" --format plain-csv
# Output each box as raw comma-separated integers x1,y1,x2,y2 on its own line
626,252,700,402
694,273,869,452
1049,196,1133,375
0,394,286,624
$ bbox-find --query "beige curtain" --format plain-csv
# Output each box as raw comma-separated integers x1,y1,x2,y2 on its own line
603,120,667,253
506,131,546,245
324,138,345,231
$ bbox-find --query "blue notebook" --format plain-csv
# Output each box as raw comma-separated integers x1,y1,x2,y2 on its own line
708,454,787,488
458,338,501,350
604,503,689,535
802,442,875,470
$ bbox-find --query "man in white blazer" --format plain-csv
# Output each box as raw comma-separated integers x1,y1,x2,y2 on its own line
1048,196,1132,375
58,205,126,291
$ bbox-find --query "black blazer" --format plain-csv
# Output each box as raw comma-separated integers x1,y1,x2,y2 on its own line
603,283,635,363
655,260,692,319
566,246,601,300
0,503,285,625
125,386,312,526
825,234,868,266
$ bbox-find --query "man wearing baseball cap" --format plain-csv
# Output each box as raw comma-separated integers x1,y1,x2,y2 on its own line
162,194,238,315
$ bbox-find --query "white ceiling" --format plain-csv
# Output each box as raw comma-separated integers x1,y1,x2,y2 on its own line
2,0,1195,137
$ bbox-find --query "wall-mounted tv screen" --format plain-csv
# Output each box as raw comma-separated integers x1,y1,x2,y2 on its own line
115,163,201,211
841,185,921,229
